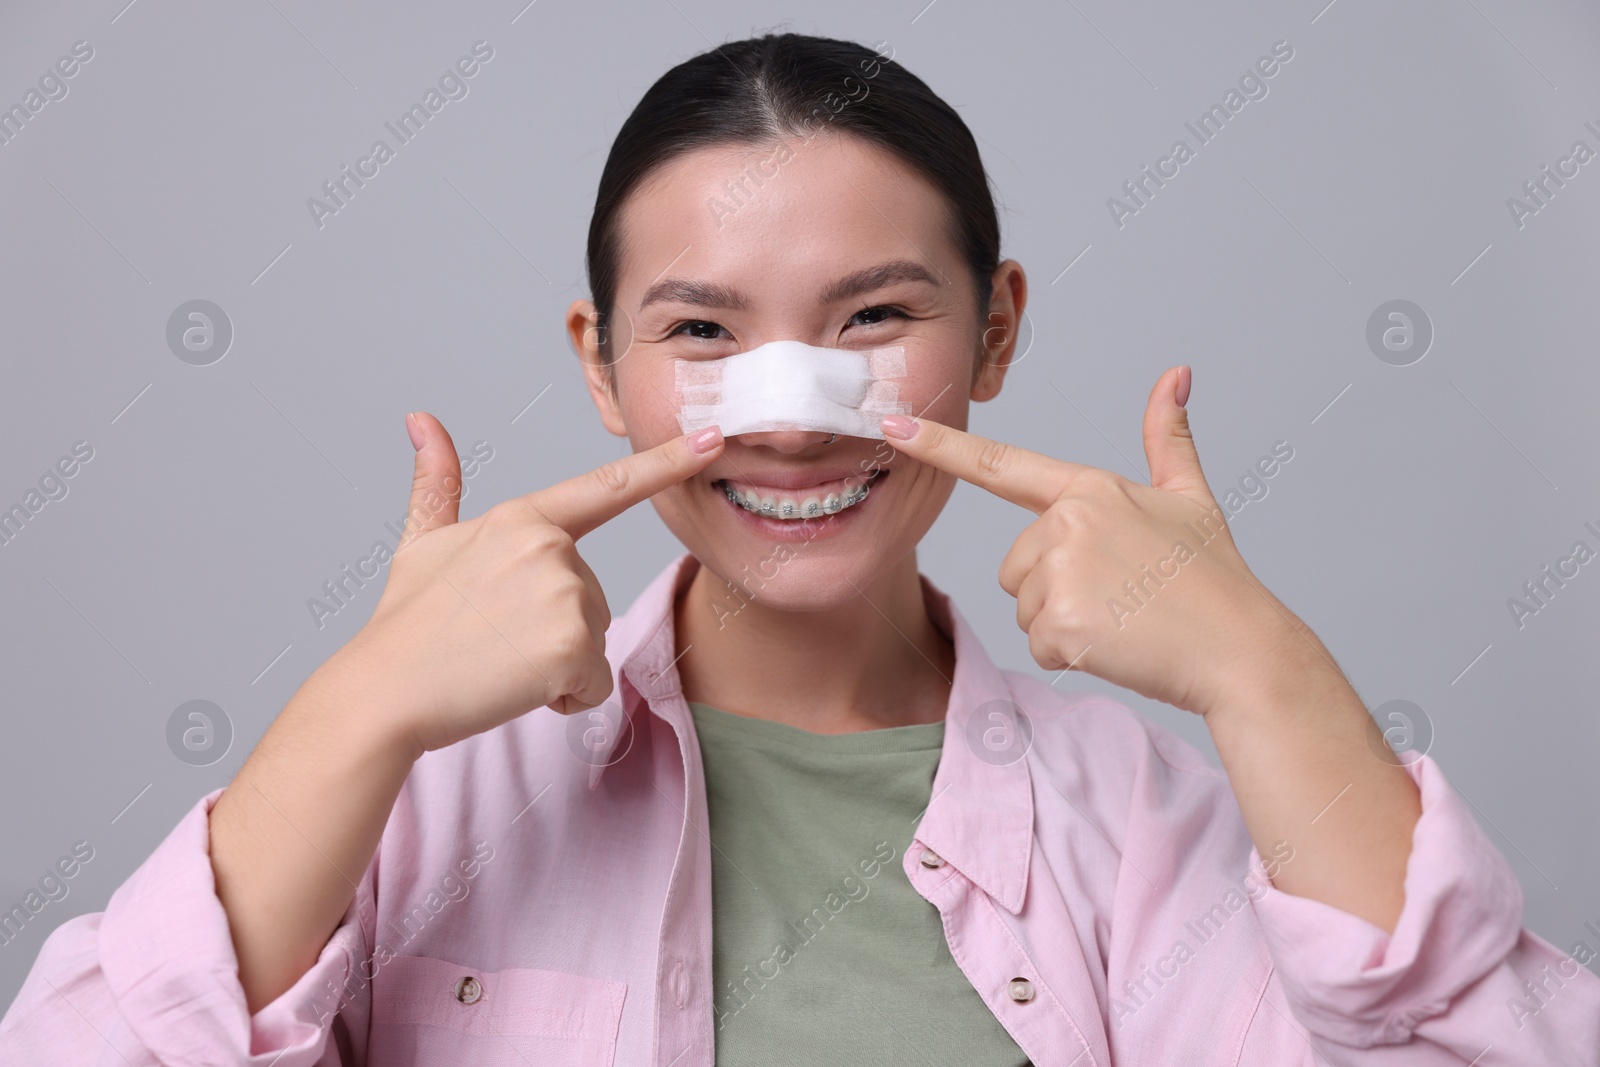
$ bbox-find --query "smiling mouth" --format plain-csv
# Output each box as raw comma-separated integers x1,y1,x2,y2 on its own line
713,469,887,521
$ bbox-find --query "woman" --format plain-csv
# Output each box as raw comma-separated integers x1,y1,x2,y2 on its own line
2,31,1596,1067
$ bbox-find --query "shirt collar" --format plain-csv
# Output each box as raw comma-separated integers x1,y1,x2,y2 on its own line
588,551,1034,915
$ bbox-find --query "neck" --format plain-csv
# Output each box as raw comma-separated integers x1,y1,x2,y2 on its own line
673,551,955,734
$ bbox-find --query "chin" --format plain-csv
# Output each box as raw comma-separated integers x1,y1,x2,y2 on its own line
658,513,896,615
687,544,889,615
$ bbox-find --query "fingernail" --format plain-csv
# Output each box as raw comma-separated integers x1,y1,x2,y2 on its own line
880,415,919,440
687,426,724,454
1175,367,1191,409
405,412,425,452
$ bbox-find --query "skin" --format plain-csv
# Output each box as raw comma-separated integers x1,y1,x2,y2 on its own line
211,422,728,1012
879,390,1422,934
567,131,1021,734
567,130,1421,932
213,125,1420,1016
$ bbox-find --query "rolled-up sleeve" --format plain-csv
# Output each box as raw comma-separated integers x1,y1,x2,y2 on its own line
0,787,377,1066
1245,753,1600,1063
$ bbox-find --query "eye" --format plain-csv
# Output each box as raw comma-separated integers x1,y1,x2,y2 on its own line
666,320,730,341
848,305,907,327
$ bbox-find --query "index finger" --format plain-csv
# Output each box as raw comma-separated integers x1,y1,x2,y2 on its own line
522,428,724,539
881,415,1093,514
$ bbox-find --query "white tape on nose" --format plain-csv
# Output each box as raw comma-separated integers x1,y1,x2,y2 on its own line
674,340,910,440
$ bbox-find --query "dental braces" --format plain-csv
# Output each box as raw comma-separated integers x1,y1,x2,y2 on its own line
720,477,873,520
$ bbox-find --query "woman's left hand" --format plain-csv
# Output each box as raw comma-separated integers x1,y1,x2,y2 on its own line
884,366,1424,936
880,365,1298,718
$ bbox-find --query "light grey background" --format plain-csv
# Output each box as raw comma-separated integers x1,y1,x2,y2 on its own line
3,0,1599,1011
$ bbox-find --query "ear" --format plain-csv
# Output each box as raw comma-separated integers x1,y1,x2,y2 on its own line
566,298,629,437
971,259,1027,403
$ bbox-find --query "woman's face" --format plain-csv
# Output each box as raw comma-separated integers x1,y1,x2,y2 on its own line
568,130,1024,610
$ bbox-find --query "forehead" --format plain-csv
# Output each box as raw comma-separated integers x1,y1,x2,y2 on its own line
612,132,959,307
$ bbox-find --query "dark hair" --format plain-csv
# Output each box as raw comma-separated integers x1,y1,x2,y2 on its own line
585,32,1001,365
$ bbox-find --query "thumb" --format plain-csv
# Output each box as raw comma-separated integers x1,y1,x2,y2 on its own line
1142,366,1210,498
401,411,463,542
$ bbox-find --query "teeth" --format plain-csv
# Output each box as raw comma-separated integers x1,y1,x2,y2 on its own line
721,476,876,520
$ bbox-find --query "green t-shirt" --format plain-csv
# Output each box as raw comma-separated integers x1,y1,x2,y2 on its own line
689,701,1031,1066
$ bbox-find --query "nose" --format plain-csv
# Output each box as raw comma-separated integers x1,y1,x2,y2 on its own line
731,429,837,453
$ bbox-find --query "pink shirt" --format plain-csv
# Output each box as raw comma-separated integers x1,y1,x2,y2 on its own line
3,550,1597,1065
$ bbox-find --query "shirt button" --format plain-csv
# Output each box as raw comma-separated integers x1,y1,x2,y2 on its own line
919,848,945,868
1007,977,1035,1003
454,976,483,1004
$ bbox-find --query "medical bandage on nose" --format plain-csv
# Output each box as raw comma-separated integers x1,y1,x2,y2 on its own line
673,340,910,440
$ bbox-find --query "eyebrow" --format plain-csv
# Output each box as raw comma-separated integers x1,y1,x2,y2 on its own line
636,259,942,312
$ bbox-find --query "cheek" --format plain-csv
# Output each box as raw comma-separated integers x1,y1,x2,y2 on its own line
903,356,976,429
617,361,685,445
652,480,704,524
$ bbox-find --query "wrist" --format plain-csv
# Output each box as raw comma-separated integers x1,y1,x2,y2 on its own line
1195,596,1330,725
298,649,427,769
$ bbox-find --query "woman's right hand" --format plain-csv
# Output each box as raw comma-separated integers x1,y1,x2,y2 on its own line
325,411,724,757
